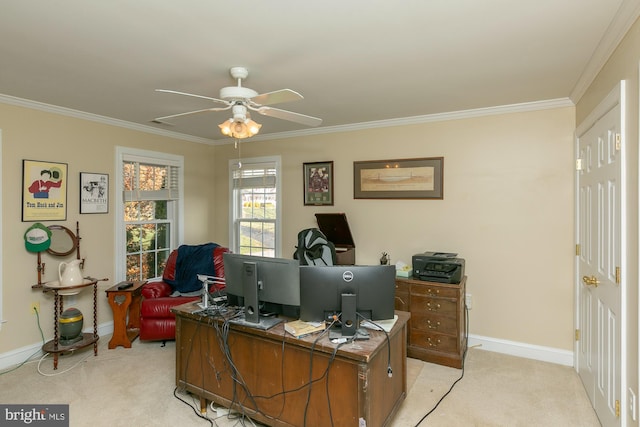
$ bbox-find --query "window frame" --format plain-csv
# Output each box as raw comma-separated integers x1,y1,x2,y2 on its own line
228,155,282,257
115,146,184,282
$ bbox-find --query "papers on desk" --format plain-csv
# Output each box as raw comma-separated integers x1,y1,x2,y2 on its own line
360,315,399,332
285,320,326,338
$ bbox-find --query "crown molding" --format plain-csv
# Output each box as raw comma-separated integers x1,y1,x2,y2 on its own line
1,93,573,146
0,94,215,145
217,97,575,144
570,0,640,103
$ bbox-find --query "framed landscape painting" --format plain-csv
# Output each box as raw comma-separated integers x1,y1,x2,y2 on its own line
353,157,443,199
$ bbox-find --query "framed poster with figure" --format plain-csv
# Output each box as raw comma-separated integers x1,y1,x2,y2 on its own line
303,161,334,206
22,159,68,222
80,172,109,214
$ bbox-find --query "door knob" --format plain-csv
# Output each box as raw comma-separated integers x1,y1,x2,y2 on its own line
582,275,600,287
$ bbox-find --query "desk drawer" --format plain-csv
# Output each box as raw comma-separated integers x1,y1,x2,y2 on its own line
411,312,457,335
411,284,458,299
411,295,457,318
395,280,409,294
395,292,409,312
410,330,459,353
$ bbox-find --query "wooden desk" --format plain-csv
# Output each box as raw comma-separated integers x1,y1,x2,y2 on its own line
105,281,144,349
173,302,409,427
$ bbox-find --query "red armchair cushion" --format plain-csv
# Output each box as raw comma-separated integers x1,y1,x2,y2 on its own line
211,246,229,292
140,295,198,318
141,280,172,299
162,249,178,283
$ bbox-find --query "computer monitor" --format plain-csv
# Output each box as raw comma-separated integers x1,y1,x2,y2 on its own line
223,253,301,329
299,265,396,339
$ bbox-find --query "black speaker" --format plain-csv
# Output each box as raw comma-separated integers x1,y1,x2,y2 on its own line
341,293,357,337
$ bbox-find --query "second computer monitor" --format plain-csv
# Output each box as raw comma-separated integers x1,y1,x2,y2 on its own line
299,265,396,336
223,253,301,324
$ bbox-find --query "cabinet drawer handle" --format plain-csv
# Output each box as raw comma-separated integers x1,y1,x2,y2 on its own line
427,337,441,347
426,302,441,311
427,288,440,296
427,320,440,329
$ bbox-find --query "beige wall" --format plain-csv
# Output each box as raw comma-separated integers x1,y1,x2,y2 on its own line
576,16,640,427
0,103,216,353
214,106,576,350
0,85,584,365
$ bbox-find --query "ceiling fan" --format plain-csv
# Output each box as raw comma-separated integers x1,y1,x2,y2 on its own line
154,67,322,138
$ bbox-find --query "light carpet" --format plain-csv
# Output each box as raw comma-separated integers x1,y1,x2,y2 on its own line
0,337,600,426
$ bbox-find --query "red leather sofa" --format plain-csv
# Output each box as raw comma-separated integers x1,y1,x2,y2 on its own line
139,243,228,341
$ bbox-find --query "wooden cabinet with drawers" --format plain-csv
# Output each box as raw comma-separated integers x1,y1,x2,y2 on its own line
394,276,466,368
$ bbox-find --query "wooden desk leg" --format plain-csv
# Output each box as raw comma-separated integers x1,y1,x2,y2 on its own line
107,292,133,349
200,396,207,415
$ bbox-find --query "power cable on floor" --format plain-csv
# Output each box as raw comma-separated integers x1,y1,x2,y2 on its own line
414,305,470,426
0,306,46,375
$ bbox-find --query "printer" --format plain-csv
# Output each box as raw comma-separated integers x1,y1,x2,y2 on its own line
412,251,465,284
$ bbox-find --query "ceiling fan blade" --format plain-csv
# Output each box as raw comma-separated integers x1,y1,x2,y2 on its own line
156,89,229,105
256,106,322,127
251,89,304,106
154,106,231,122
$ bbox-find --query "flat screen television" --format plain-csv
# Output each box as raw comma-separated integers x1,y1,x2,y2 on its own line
223,253,301,329
299,265,396,339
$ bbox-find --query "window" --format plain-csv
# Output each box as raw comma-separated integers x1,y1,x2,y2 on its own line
115,147,183,282
229,156,281,257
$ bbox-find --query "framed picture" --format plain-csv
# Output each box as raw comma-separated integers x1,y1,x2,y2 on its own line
80,172,109,214
354,157,444,199
303,161,334,206
22,159,68,222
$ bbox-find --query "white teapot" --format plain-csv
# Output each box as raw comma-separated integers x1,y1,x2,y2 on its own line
58,259,84,286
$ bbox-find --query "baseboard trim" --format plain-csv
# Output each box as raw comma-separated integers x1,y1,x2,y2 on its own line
468,334,574,367
0,321,114,371
1,326,573,371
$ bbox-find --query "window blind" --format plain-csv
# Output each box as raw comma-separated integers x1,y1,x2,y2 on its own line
232,161,277,189
122,160,180,202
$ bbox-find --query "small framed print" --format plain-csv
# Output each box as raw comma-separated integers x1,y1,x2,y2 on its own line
80,172,109,214
303,161,334,206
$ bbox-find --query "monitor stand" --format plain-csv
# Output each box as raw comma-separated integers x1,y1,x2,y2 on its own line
228,260,283,330
328,293,369,340
229,314,283,330
328,327,369,341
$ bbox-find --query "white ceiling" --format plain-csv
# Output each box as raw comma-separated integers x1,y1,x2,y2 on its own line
1,0,638,144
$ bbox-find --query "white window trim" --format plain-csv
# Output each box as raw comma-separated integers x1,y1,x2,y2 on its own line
114,146,184,282
228,155,282,257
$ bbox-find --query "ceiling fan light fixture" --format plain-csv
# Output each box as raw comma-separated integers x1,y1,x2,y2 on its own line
218,117,261,139
246,118,262,135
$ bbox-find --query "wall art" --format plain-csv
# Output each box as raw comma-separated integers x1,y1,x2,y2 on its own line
22,159,68,221
353,157,443,199
303,161,334,206
80,172,109,214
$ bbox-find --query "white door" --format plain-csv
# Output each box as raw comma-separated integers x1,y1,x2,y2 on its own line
576,82,625,427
